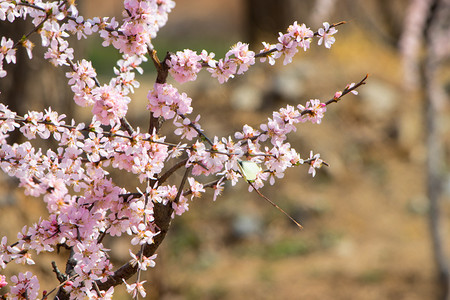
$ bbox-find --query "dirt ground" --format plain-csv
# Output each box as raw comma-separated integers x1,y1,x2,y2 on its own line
1,0,450,299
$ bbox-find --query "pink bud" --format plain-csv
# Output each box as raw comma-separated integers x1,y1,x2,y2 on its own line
334,91,342,99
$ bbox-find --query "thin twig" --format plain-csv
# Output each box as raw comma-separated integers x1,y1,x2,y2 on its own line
248,181,303,229
324,74,369,106
178,113,213,146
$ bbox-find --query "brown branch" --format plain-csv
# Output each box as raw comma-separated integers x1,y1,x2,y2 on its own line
149,50,171,134
96,200,174,291
298,74,368,117
54,248,78,299
13,3,53,49
158,158,189,185
324,74,369,106
150,49,170,85
120,117,135,136
178,113,213,146
96,165,193,291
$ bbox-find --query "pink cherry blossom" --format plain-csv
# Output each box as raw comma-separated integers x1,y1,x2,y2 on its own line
199,49,217,68
10,271,40,300
188,177,205,199
235,124,260,140
212,179,225,201
21,39,34,59
129,249,157,271
207,58,237,83
91,84,130,125
318,22,338,49
0,104,19,135
225,42,255,75
129,223,158,245
298,99,327,124
147,83,193,119
167,49,202,83
259,118,286,145
0,36,15,78
345,82,359,95
82,286,114,299
44,38,74,66
0,274,6,288
124,279,147,298
172,194,190,216
0,2,15,22
287,21,314,51
66,16,96,40
19,111,47,139
0,36,15,64
334,91,343,100
173,115,201,140
275,31,299,65
259,42,277,65
67,59,97,91
307,151,324,177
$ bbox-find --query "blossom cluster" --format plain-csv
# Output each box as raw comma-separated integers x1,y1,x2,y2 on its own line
66,55,146,126
147,83,193,119
9,271,40,299
146,80,330,190
0,0,173,78
0,0,361,298
0,36,16,77
166,22,338,84
103,0,175,56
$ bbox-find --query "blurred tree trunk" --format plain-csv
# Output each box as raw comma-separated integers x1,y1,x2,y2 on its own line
244,0,298,45
401,0,450,299
420,0,450,299
353,0,410,47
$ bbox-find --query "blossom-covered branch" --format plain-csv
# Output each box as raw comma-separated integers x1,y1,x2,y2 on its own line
0,0,367,298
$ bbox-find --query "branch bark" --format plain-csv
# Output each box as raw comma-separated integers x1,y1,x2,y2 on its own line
96,202,174,291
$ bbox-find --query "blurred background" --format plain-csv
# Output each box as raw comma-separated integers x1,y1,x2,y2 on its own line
1,0,450,299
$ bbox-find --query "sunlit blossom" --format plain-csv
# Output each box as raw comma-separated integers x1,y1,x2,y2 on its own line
318,22,338,48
